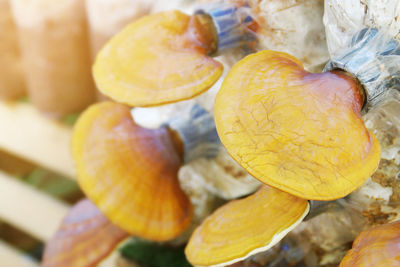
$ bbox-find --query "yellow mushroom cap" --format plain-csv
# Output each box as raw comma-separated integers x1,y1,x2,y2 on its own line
93,10,223,107
340,220,400,266
185,185,309,266
72,102,193,241
42,199,128,267
215,50,381,200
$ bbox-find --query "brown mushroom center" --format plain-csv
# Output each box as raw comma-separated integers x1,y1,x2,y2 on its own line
165,126,185,163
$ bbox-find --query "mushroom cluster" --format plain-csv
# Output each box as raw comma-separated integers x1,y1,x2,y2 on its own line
185,27,400,266
45,3,264,266
43,1,400,266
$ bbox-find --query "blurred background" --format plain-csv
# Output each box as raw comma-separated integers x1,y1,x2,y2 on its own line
0,0,196,266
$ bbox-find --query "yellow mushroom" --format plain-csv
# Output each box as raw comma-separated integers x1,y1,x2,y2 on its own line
93,4,257,107
340,220,400,267
42,199,128,267
72,102,193,241
185,185,309,266
93,10,222,107
215,50,380,200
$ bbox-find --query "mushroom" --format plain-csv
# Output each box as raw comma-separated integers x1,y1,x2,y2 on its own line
72,102,193,241
214,49,381,200
93,4,257,107
185,185,309,267
340,220,400,266
42,199,128,267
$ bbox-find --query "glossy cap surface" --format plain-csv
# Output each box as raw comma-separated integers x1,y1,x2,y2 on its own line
93,10,223,107
42,199,128,267
185,186,309,266
72,102,193,241
215,50,381,200
340,220,400,266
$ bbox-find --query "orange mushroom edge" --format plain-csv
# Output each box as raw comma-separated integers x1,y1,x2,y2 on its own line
340,220,400,266
42,199,128,267
214,50,381,201
93,10,223,107
72,101,193,241
185,185,309,267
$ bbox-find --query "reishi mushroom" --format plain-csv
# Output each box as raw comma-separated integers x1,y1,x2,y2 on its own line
93,10,222,107
185,185,309,267
214,50,381,200
340,220,400,266
93,4,257,107
42,199,128,267
72,102,193,241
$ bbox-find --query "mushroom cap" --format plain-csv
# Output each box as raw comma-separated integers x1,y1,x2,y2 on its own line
215,50,381,200
93,10,223,107
42,199,128,267
72,102,193,241
185,185,309,266
340,220,400,266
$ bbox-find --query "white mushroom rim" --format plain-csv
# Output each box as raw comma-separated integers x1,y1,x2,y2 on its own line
197,201,310,267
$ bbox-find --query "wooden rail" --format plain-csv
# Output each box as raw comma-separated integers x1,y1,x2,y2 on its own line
0,240,39,267
0,102,75,178
0,102,122,266
0,171,70,242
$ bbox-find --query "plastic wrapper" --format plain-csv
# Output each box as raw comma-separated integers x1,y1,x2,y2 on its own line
325,28,400,111
10,0,96,116
324,0,400,55
350,90,400,225
0,0,25,100
256,0,328,71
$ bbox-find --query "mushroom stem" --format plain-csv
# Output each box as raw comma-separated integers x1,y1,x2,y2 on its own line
130,103,220,163
167,104,220,163
324,28,400,112
304,200,343,221
196,3,258,54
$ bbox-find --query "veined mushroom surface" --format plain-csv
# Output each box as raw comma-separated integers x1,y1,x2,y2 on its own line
215,50,380,200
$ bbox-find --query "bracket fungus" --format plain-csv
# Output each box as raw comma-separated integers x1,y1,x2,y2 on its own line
93,4,257,107
185,186,309,266
42,199,128,267
340,220,400,266
72,102,193,241
215,46,383,200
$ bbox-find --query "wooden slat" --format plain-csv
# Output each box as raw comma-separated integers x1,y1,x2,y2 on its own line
0,240,39,267
0,102,75,178
0,171,70,241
